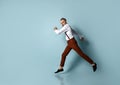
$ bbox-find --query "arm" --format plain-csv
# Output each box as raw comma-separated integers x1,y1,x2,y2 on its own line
72,29,84,40
54,25,68,35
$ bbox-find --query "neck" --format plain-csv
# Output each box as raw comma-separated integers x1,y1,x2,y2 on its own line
62,23,67,27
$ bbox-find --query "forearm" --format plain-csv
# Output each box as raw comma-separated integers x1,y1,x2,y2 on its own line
54,25,67,34
72,29,84,40
54,29,61,34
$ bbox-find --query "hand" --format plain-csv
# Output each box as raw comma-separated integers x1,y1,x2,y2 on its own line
80,36,84,41
54,27,58,30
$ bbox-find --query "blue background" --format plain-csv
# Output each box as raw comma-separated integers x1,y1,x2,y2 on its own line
0,0,120,85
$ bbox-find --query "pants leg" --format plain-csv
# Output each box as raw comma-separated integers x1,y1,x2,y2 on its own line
60,45,72,67
71,39,94,64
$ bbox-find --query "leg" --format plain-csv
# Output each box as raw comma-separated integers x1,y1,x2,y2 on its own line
72,41,94,64
60,45,72,67
67,38,97,72
55,45,72,73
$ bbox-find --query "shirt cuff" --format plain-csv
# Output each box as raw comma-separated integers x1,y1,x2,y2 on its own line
54,30,59,34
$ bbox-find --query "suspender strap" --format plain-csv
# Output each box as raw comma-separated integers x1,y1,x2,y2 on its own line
65,32,70,39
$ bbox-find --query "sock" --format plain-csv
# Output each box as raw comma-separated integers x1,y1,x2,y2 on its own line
91,63,95,66
59,66,63,69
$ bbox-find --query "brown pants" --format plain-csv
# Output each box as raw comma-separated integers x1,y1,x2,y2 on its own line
60,38,94,67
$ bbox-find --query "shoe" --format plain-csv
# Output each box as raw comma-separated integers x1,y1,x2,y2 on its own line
54,69,64,73
92,63,97,72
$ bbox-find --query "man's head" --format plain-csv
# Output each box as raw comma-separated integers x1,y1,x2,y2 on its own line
60,18,67,26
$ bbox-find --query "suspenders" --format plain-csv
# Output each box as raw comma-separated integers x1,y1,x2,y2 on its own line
65,31,70,39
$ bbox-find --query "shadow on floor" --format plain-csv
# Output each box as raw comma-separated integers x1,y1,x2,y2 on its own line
55,75,65,85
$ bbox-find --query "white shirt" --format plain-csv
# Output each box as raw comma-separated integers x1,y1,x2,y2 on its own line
54,24,74,40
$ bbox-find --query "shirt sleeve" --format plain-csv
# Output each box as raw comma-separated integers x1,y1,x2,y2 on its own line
54,24,69,34
72,29,83,39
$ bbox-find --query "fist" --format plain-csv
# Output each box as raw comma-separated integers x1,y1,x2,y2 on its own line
54,27,58,30
80,36,84,41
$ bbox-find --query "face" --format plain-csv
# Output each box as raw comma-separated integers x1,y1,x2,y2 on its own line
60,20,67,26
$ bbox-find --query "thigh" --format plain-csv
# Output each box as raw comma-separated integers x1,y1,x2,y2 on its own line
62,45,72,56
70,40,84,55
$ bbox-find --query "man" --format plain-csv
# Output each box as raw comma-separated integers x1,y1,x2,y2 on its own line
54,18,97,73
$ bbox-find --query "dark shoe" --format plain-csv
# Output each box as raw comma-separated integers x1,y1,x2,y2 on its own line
92,63,97,72
54,69,64,73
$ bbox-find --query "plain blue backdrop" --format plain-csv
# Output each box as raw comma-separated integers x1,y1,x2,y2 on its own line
0,0,120,85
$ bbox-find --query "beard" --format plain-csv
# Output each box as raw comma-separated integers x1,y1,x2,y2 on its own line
61,23,67,27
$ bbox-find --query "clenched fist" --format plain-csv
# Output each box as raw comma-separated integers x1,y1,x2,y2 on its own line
80,35,84,41
54,27,58,30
